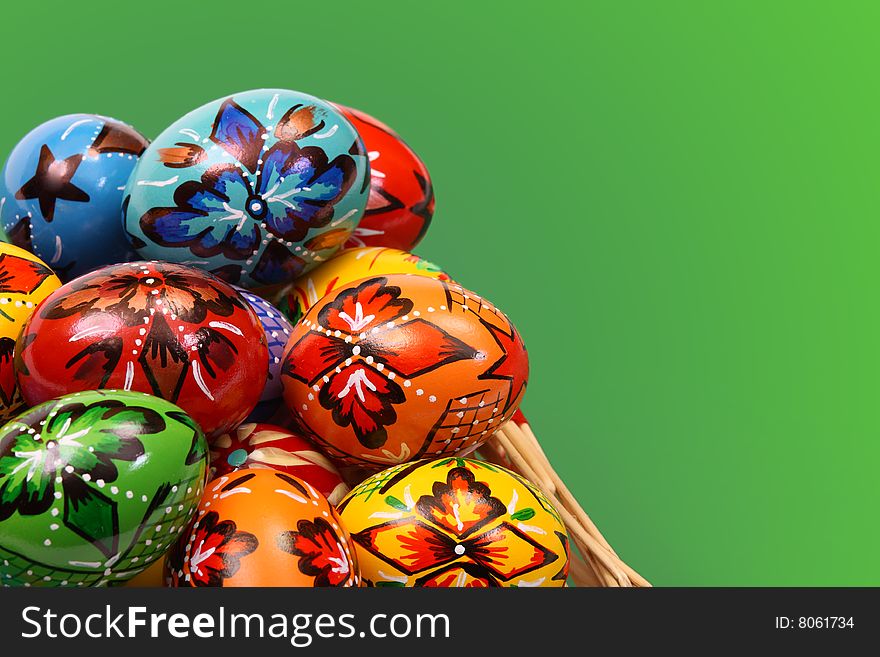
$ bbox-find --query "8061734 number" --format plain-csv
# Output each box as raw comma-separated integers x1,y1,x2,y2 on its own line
775,617,854,630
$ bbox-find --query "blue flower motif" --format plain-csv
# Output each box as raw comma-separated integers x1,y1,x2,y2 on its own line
139,99,359,285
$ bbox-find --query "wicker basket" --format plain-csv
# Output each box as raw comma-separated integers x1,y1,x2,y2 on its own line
481,419,649,587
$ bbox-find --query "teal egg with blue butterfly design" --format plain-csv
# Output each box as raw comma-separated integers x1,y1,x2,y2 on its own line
123,89,370,289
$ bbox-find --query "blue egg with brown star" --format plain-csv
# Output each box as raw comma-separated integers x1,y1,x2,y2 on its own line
123,89,370,289
0,114,149,280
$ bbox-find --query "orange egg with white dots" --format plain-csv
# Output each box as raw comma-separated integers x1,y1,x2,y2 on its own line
281,274,529,468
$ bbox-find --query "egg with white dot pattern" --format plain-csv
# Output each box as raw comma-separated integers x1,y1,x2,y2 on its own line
0,389,208,587
123,89,369,289
0,114,148,280
0,242,61,421
14,261,268,438
281,275,529,467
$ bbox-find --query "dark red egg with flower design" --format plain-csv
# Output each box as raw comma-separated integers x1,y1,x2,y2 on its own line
14,261,268,437
166,468,360,587
335,105,434,251
209,423,350,505
281,275,528,468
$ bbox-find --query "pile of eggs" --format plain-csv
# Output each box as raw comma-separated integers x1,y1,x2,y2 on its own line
0,89,567,588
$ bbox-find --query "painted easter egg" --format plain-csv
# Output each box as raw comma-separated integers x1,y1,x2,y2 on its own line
166,468,359,587
0,389,208,587
338,458,569,587
0,114,148,280
281,275,529,467
0,242,62,334
279,247,450,324
15,261,268,438
0,243,61,421
124,89,370,289
209,423,349,505
235,289,293,420
335,106,434,251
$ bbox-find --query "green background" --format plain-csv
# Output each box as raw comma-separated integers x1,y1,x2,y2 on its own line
1,1,876,586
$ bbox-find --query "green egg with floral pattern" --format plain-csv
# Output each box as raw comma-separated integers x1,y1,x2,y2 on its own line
0,389,208,587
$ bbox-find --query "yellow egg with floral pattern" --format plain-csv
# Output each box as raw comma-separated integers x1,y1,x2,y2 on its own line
337,458,569,587
0,242,60,421
279,247,450,323
0,242,60,338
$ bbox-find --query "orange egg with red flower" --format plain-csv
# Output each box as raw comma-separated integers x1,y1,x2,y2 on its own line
281,275,528,467
166,468,359,587
14,261,268,437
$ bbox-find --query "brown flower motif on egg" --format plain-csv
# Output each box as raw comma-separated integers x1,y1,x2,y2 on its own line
38,265,242,326
14,261,268,437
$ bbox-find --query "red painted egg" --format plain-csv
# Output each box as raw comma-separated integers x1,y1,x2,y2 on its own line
15,261,268,437
210,423,350,504
281,275,528,467
166,468,360,587
335,105,434,251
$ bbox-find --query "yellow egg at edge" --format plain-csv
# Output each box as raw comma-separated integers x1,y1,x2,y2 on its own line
0,242,61,340
337,458,570,588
